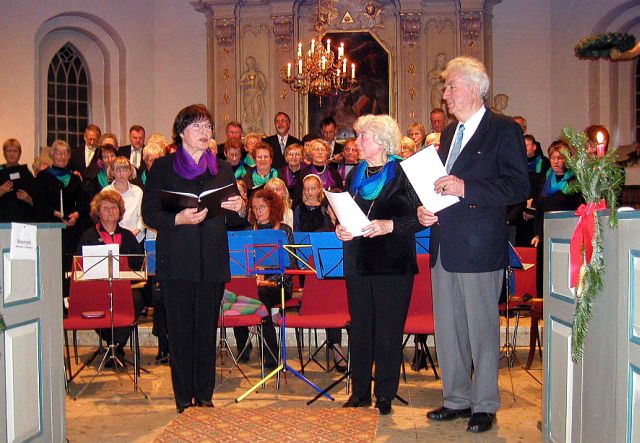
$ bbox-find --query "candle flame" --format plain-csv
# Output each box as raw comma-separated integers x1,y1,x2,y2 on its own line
596,131,604,144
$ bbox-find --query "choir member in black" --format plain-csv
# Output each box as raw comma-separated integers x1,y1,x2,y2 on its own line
336,114,421,415
76,190,144,363
277,143,308,207
0,138,35,222
241,143,279,190
34,139,86,296
87,144,117,202
293,174,334,232
333,138,359,187
307,139,343,191
531,141,582,295
142,104,246,412
137,141,165,190
224,139,247,180
233,189,295,370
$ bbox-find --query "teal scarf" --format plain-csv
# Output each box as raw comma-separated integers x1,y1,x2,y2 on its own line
541,168,573,197
252,168,278,187
46,165,71,187
349,155,400,200
234,163,247,179
97,169,109,188
140,170,147,186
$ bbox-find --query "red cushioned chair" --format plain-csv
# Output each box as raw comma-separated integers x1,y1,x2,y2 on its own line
401,254,439,381
63,262,141,390
277,275,350,374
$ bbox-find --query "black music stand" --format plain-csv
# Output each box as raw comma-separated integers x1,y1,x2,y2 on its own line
233,230,333,402
70,250,148,400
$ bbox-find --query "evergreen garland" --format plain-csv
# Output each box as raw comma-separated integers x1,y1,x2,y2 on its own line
563,127,624,362
575,32,636,59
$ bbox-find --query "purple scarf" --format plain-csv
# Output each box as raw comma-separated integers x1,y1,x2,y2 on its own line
309,164,336,189
172,145,218,179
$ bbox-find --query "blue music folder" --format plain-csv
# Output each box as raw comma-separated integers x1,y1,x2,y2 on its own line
227,230,288,276
309,232,343,279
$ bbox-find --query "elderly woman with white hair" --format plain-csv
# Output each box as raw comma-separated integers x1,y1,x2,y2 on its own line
336,114,422,415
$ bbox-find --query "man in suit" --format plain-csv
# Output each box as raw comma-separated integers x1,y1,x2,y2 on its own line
70,123,101,181
263,112,301,169
118,125,146,170
216,121,243,160
320,116,343,159
417,56,529,433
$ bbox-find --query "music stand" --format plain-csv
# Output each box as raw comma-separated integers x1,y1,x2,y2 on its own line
235,229,333,403
70,249,148,400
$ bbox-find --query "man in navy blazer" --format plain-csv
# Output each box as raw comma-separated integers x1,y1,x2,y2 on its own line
263,112,301,169
418,56,529,433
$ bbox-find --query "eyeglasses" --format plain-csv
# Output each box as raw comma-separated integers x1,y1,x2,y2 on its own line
252,205,268,212
191,122,213,131
52,150,70,157
114,166,130,172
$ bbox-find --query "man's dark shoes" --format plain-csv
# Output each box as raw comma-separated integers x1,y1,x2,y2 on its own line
375,397,392,415
342,395,372,408
176,402,192,414
466,413,495,433
427,406,472,421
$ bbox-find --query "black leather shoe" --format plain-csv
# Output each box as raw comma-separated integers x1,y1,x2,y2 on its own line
176,403,192,414
375,397,392,415
195,399,214,408
427,406,472,421
342,395,372,408
466,413,495,433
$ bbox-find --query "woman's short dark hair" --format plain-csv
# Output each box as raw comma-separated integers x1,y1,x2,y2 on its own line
524,134,536,145
248,189,284,227
99,143,117,159
172,104,212,147
548,140,571,158
255,142,273,159
90,189,125,223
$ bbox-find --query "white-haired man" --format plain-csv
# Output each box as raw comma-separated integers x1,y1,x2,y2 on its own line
417,56,529,433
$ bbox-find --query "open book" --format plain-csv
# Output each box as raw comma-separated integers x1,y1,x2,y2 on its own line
160,182,240,218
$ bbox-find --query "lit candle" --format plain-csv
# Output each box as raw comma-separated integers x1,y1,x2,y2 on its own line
342,57,347,73
311,39,315,53
287,63,291,78
596,131,606,157
339,43,344,58
351,63,355,79
298,59,303,75
337,68,341,77
297,42,302,58
322,56,326,71
59,189,64,219
327,39,331,53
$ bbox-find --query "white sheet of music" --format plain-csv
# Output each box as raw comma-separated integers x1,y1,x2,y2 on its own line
82,244,120,280
400,146,459,213
324,190,370,237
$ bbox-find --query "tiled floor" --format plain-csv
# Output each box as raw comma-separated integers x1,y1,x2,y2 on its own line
66,343,543,442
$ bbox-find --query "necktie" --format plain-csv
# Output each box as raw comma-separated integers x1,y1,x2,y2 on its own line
132,149,139,168
446,124,465,173
279,137,286,153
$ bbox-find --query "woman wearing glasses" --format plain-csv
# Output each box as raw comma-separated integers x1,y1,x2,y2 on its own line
102,156,145,243
142,104,246,413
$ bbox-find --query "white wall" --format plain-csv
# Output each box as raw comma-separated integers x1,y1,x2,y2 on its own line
0,0,204,165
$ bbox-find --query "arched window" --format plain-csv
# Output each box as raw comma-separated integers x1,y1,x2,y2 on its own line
46,43,90,150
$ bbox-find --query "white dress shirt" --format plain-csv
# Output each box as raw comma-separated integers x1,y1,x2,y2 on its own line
103,182,145,242
444,106,487,167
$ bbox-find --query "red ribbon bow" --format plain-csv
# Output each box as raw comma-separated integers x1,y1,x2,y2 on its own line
569,199,607,288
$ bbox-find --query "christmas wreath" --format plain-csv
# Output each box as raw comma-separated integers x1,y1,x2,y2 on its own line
563,127,624,363
575,32,636,59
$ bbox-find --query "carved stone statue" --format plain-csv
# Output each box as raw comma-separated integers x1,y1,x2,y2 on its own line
427,52,447,111
239,56,267,133
490,93,509,114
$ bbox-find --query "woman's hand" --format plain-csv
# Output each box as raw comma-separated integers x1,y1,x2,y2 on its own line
221,195,245,213
65,211,79,227
175,207,208,225
531,235,540,247
417,206,438,227
0,180,13,196
16,189,33,205
335,224,353,242
362,219,393,238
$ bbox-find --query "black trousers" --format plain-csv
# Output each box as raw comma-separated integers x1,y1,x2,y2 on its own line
161,279,223,407
346,273,413,400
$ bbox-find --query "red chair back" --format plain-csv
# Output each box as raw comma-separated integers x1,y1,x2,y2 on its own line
66,275,135,329
513,247,537,297
226,277,259,300
408,254,433,316
299,275,349,317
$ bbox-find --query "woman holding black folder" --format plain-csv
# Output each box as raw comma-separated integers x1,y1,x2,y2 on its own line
142,104,246,413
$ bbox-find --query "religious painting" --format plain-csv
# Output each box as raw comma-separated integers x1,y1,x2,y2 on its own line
307,32,390,140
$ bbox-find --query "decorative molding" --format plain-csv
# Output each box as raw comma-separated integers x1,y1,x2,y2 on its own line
401,13,422,47
240,22,271,39
272,15,293,51
425,17,456,33
460,11,483,49
214,19,235,48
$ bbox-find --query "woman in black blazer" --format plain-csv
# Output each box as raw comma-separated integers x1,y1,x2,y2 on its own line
142,104,245,413
336,114,422,415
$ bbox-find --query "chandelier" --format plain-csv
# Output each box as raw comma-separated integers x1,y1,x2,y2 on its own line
281,1,357,102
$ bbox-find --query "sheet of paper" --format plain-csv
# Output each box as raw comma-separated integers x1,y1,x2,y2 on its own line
9,222,37,260
82,244,120,280
400,146,459,213
324,191,370,237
